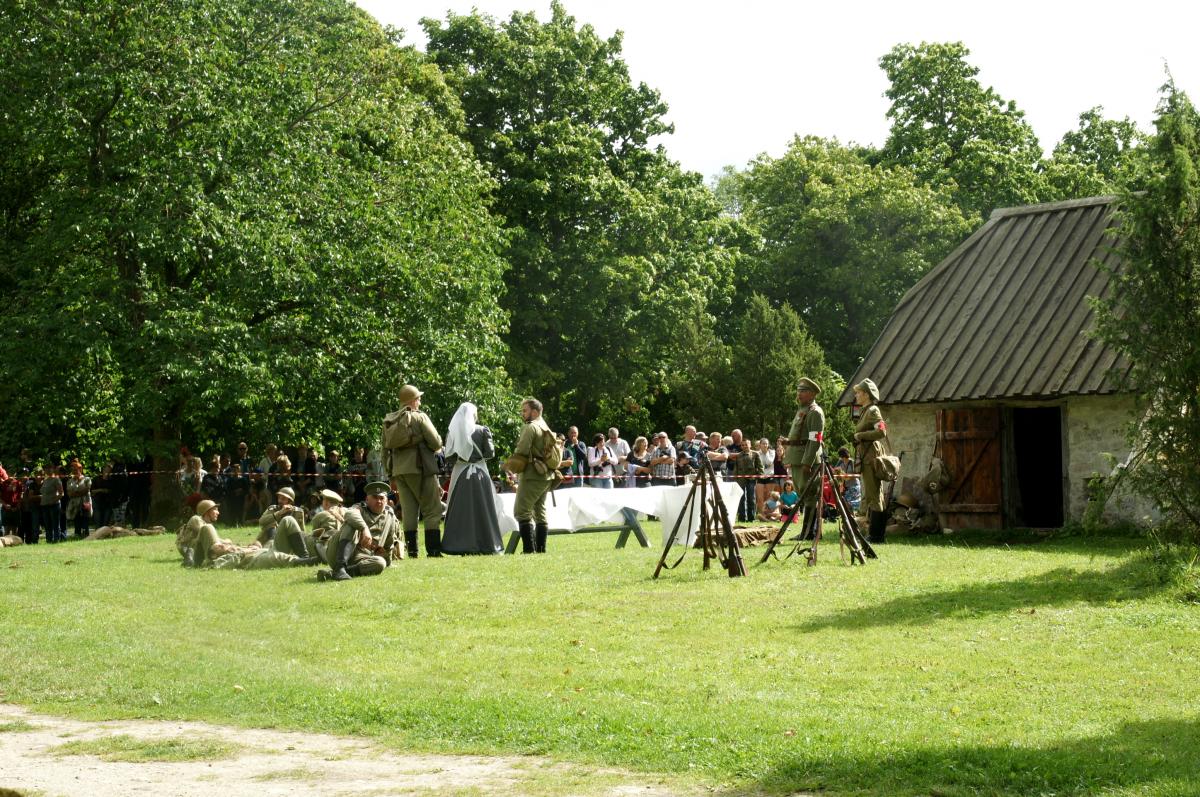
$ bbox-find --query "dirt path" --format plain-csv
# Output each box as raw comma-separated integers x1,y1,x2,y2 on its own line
0,704,698,797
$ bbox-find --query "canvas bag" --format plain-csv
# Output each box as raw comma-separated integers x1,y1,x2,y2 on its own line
382,411,417,450
871,434,901,482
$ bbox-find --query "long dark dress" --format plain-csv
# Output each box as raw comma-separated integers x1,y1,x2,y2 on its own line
441,426,503,555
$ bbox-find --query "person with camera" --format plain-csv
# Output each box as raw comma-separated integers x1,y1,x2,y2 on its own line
587,433,617,489
646,432,675,486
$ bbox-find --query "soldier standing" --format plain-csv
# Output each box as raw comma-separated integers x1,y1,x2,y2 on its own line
782,377,825,538
318,481,400,581
382,384,444,558
852,378,891,543
511,398,554,554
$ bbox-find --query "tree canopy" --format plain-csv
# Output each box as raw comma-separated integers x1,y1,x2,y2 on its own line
0,0,514,470
423,2,737,429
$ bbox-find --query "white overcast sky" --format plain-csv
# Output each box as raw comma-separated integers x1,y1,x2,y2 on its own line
355,0,1199,180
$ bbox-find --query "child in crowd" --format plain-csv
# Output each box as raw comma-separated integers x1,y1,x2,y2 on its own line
779,480,799,519
762,491,782,521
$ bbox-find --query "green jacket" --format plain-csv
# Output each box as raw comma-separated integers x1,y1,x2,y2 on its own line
383,408,443,476
310,506,344,542
337,502,399,560
783,401,825,468
731,444,763,477
514,416,553,482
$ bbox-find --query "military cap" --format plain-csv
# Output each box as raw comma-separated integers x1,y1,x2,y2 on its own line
854,378,880,402
196,499,218,518
796,377,821,395
318,488,343,504
897,493,918,509
398,384,423,404
276,486,296,503
364,481,391,497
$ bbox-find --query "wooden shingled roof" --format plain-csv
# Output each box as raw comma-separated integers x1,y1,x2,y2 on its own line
840,195,1131,406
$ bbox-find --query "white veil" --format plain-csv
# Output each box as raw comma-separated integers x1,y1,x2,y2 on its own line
444,402,480,462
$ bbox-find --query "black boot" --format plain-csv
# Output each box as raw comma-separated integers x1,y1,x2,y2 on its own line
868,510,888,544
287,530,310,558
318,538,354,581
518,521,534,554
404,529,419,559
424,527,443,557
294,556,322,567
534,523,548,553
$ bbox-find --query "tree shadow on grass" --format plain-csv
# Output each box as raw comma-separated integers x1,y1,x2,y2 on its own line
732,716,1200,797
795,551,1165,632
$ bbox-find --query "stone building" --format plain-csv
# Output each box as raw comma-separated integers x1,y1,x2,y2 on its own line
839,196,1153,529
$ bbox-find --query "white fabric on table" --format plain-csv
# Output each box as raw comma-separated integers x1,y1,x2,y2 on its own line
493,479,743,546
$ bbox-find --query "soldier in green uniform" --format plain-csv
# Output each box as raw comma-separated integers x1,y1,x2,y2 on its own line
852,378,892,543
382,384,444,558
258,486,312,556
309,488,347,563
782,377,825,538
511,398,554,554
188,500,318,570
318,481,400,581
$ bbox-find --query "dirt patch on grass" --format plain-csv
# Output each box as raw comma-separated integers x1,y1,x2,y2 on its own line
0,704,705,796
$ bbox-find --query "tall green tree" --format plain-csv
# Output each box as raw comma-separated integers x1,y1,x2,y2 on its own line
879,41,1047,219
735,137,974,376
422,3,735,428
666,294,850,446
1042,106,1145,198
1092,82,1200,540
0,0,513,504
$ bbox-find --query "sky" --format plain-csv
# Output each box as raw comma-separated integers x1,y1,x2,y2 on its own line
355,0,1200,180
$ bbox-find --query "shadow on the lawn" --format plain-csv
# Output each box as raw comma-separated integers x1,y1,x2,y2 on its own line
794,551,1165,632
736,715,1200,797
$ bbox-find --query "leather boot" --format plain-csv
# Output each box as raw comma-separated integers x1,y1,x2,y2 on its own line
287,530,310,558
518,521,534,554
404,529,419,559
868,510,888,543
534,523,548,553
424,527,443,557
294,555,322,567
319,538,354,581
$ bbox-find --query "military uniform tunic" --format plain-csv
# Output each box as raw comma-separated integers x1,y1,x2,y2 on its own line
783,400,825,508
383,407,444,531
259,504,310,556
513,416,553,523
328,502,399,576
854,403,888,513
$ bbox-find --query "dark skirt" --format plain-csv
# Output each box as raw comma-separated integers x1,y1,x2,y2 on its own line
441,464,503,555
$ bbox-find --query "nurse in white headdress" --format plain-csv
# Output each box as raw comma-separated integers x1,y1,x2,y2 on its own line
441,402,503,554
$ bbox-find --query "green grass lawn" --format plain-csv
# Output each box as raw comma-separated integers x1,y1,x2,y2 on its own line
1,523,1196,796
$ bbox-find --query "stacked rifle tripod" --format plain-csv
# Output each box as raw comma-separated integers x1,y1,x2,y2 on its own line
758,460,876,567
652,457,876,579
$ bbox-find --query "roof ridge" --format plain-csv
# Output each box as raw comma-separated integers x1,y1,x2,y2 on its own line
989,194,1118,220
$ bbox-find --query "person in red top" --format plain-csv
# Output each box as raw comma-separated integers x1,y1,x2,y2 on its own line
0,466,22,538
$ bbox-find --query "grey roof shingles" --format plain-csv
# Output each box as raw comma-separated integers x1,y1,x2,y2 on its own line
839,195,1131,406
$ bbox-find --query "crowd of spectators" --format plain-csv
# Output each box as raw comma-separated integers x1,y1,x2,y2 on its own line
549,424,861,524
1,425,865,540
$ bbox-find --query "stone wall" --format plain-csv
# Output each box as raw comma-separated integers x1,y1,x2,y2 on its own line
870,395,1154,525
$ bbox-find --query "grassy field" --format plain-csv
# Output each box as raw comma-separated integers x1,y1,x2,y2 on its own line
1,522,1196,796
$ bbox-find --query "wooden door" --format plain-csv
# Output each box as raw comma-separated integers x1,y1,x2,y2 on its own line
936,407,1004,529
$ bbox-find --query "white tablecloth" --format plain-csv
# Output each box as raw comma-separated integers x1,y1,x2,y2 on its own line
494,480,743,546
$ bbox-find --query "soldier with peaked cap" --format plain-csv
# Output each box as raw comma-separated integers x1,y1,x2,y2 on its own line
511,397,554,553
852,378,893,543
382,384,444,558
782,377,825,537
318,481,399,581
257,486,311,556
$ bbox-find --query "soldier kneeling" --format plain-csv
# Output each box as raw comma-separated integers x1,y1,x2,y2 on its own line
317,481,399,581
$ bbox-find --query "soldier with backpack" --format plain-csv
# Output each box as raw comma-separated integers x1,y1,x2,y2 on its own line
507,398,561,554
382,384,444,558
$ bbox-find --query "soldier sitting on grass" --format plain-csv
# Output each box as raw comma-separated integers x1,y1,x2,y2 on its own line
181,500,320,570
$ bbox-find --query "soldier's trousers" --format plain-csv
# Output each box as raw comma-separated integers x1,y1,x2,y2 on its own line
393,473,442,531
789,466,821,511
514,477,552,524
